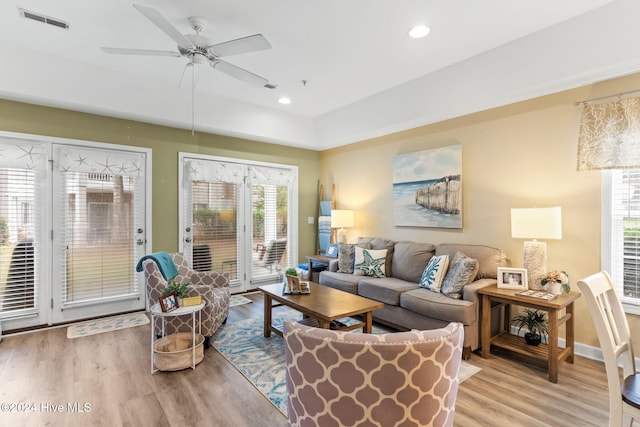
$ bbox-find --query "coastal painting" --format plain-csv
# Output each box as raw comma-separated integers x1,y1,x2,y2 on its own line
393,145,462,228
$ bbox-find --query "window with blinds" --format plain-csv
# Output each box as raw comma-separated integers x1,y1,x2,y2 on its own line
0,167,38,318
606,169,640,311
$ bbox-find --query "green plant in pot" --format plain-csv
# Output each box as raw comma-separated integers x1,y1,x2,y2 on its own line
511,309,549,346
162,279,190,299
285,268,298,277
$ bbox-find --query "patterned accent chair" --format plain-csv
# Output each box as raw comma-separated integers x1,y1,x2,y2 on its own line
143,253,230,346
284,322,463,427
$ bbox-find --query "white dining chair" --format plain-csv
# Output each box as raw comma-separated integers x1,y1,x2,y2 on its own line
577,271,640,426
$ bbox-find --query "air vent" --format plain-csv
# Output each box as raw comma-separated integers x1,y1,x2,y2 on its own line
264,83,277,90
19,8,69,30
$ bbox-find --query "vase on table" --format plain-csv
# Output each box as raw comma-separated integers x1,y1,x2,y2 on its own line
549,282,562,295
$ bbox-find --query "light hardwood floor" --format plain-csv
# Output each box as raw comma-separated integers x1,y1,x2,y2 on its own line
0,292,620,426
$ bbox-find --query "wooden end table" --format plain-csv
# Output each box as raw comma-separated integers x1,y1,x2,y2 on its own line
258,281,383,337
478,285,580,383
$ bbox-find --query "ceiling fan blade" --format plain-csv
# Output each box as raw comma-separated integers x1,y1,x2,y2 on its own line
208,34,271,57
101,47,181,57
133,4,194,49
212,60,268,87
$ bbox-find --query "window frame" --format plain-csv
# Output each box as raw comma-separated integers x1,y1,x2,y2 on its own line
602,170,640,315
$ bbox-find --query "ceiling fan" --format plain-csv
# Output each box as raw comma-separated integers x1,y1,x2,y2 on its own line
101,4,274,89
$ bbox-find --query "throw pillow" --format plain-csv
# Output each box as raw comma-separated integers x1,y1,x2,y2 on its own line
338,243,357,274
418,255,449,292
441,252,479,299
353,247,387,278
338,243,372,274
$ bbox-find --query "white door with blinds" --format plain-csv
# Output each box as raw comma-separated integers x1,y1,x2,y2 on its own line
179,154,297,293
0,133,150,331
52,145,148,323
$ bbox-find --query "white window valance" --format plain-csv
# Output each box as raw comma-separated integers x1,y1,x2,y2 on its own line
56,146,145,176
185,159,245,184
577,96,640,170
0,140,48,171
248,165,296,187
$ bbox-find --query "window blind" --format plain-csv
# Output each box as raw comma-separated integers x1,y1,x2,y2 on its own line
0,140,47,319
249,165,293,284
55,145,146,307
609,169,640,305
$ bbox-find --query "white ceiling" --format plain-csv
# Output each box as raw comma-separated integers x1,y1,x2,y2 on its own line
1,0,640,150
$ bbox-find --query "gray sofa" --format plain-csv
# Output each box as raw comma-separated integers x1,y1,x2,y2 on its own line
319,237,508,359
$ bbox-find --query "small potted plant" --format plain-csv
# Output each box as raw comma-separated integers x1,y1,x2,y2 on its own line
511,309,549,346
540,270,570,295
162,279,190,306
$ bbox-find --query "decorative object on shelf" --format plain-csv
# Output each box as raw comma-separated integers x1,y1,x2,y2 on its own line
511,309,549,346
516,290,558,301
540,270,570,295
511,207,562,290
326,243,339,258
181,295,203,307
392,145,462,229
159,292,179,313
497,267,528,290
331,209,354,243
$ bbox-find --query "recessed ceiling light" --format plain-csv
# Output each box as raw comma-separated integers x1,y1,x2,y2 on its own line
278,97,291,105
409,25,430,39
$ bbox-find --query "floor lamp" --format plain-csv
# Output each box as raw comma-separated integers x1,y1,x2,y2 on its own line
511,207,562,290
331,210,354,244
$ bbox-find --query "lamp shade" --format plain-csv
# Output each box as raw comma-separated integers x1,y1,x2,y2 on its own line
331,210,354,229
511,207,562,240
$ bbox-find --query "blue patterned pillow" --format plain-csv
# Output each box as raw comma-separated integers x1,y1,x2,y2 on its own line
419,255,449,292
441,252,479,299
353,247,387,278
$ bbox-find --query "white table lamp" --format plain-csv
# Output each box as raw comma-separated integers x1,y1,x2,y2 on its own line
331,210,354,244
511,207,562,289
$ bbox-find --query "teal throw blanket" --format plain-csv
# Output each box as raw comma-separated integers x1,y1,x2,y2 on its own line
136,252,179,281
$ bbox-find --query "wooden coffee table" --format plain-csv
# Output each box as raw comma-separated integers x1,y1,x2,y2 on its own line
258,281,383,337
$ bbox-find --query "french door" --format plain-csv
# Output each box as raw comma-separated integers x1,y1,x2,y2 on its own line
0,132,150,330
179,153,297,293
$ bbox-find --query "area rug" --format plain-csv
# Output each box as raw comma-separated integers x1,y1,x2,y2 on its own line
229,294,253,307
213,308,480,416
66,312,150,338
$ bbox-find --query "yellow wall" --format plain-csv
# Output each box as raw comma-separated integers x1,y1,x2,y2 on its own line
0,99,321,260
320,73,640,352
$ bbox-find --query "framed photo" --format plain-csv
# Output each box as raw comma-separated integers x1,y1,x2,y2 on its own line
326,243,339,258
497,267,528,290
159,292,178,312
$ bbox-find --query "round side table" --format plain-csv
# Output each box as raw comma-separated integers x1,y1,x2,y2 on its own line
149,302,205,374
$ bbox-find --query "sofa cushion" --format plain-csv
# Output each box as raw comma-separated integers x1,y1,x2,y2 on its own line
337,242,371,274
354,247,387,278
357,237,395,277
401,288,476,325
392,241,435,283
318,271,360,294
436,243,506,280
358,277,418,306
441,252,479,299
419,254,449,292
